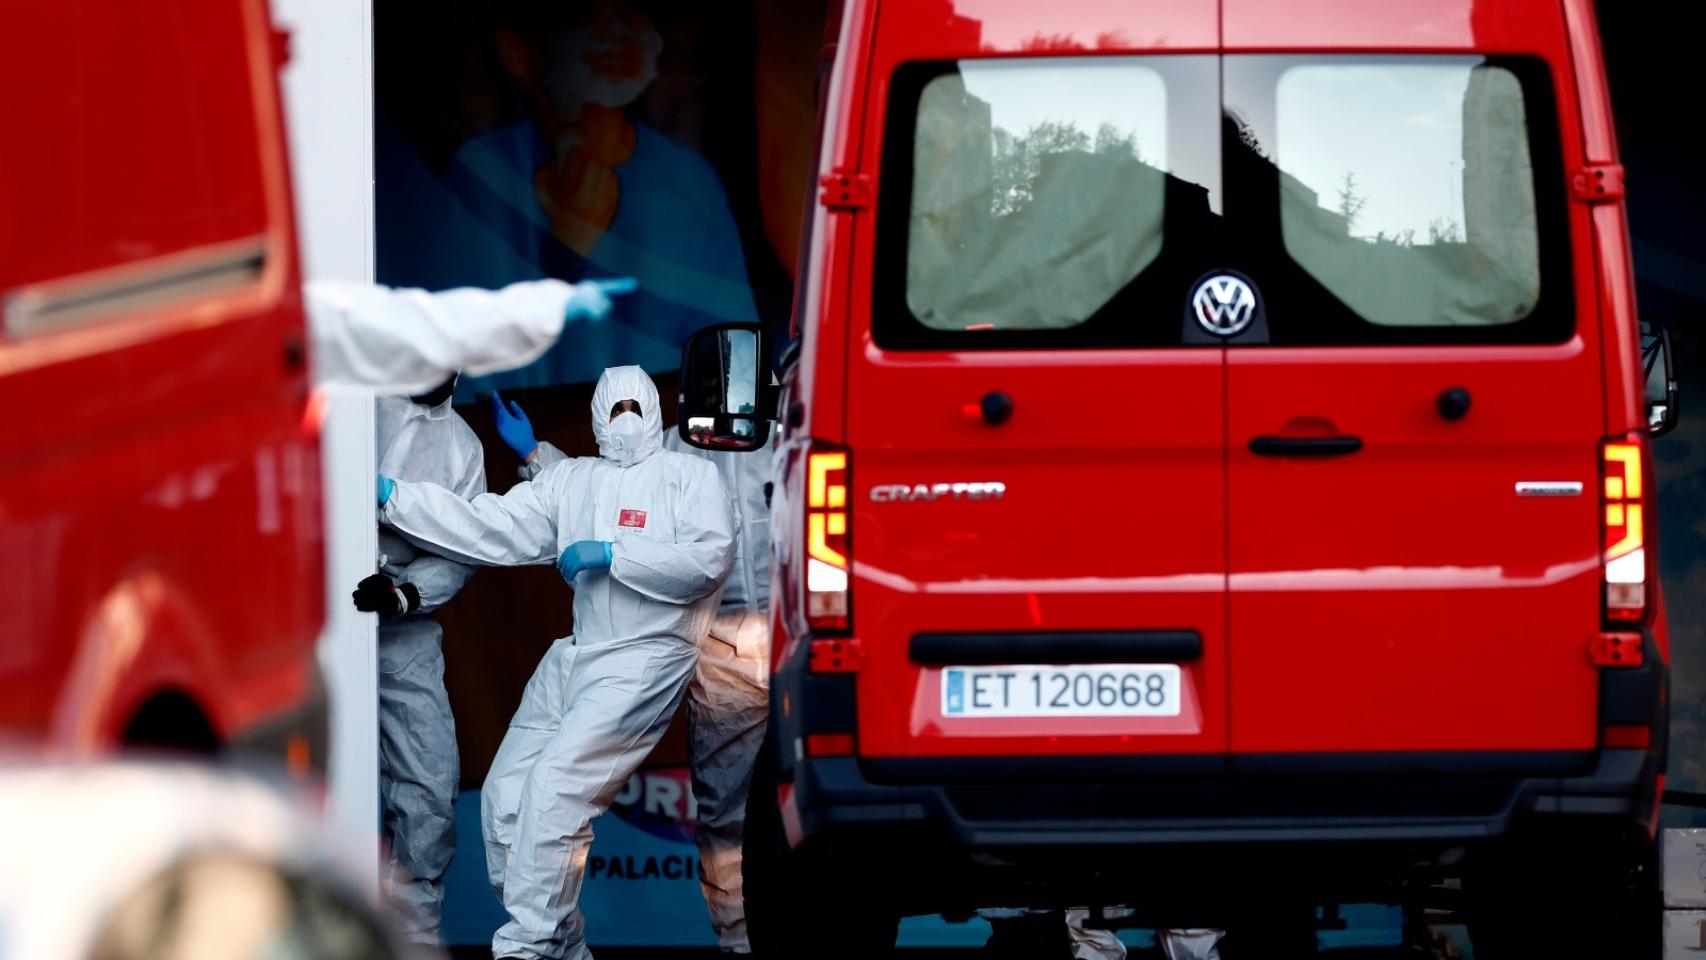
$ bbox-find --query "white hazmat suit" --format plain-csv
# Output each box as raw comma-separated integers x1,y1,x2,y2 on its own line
373,392,485,943
526,429,773,951
380,366,736,960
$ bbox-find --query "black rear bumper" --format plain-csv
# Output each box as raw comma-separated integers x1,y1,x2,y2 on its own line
790,748,1661,850
770,629,1667,897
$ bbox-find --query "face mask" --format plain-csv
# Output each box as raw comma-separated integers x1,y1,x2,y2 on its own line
606,411,648,465
543,18,662,115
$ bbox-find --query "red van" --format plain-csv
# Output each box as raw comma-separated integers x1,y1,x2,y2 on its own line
0,0,324,766
680,0,1678,954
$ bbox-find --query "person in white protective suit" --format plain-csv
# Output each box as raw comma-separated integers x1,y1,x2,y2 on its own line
491,389,774,953
304,276,634,392
662,428,772,954
376,365,736,960
347,375,486,944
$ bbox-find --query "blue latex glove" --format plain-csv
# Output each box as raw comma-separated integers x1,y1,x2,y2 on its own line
491,390,538,460
556,540,614,583
564,277,638,324
377,475,395,506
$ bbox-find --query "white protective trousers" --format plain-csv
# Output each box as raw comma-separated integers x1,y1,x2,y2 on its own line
687,608,769,951
987,909,1224,960
480,633,699,959
1072,912,1223,960
376,616,460,942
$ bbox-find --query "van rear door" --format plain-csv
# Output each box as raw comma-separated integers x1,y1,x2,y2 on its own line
1217,12,1604,761
845,6,1228,762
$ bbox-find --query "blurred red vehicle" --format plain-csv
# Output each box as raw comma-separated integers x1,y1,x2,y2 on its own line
0,0,324,768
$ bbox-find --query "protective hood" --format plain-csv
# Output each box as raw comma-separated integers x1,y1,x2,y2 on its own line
591,365,662,465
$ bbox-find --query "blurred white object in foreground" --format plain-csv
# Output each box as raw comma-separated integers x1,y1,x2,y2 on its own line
0,762,429,960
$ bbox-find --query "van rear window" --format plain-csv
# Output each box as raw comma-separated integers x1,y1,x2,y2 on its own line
1221,55,1572,345
876,55,1572,350
876,57,1222,350
908,60,1165,332
1271,61,1545,332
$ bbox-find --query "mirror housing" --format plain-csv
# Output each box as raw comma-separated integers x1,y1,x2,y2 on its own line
1641,320,1679,437
678,322,777,451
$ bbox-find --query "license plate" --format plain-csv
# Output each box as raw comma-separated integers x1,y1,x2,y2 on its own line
941,664,1182,718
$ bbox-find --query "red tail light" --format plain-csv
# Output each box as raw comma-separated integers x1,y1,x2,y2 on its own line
806,445,850,634
1601,724,1652,750
805,733,855,757
298,389,328,439
1602,435,1648,625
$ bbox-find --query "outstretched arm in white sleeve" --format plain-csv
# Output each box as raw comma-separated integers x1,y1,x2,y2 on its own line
306,277,633,393
380,464,568,569
392,436,489,611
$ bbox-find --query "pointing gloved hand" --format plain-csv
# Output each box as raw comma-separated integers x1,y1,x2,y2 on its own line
564,277,638,324
377,474,395,506
352,572,420,617
556,539,614,583
491,390,539,461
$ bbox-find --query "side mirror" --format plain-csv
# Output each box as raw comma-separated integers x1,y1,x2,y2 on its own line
678,322,776,451
1641,320,1679,437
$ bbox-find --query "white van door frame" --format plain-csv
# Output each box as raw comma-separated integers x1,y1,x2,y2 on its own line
274,0,380,893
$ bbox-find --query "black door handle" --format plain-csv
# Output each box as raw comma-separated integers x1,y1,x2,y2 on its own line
1248,435,1363,457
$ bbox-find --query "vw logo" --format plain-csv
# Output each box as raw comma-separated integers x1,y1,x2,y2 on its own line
1190,274,1258,337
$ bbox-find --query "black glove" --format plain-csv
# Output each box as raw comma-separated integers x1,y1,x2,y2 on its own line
351,573,420,617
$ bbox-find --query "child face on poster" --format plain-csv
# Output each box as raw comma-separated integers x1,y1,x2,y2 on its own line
497,3,663,256
543,10,662,116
